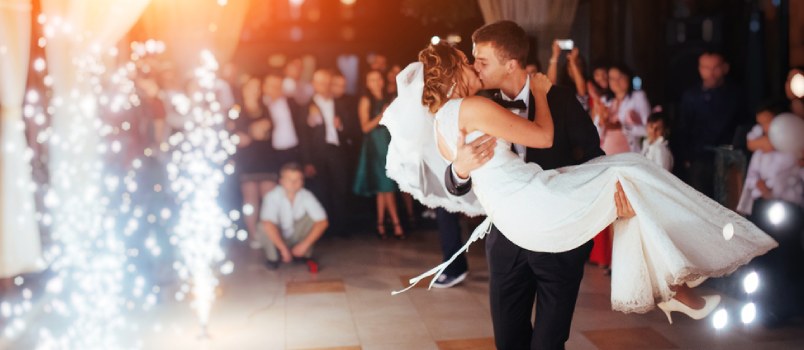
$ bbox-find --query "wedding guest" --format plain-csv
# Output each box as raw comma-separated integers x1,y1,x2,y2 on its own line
386,64,402,97
234,76,277,242
547,41,589,111
262,71,310,170
641,110,674,171
587,61,612,123
353,70,404,239
306,69,350,236
525,61,541,76
737,104,803,216
332,70,362,169
598,63,651,154
676,51,748,198
369,53,388,73
260,163,328,271
283,57,314,105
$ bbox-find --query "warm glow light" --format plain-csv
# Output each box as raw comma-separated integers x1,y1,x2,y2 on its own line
340,0,356,5
446,34,461,44
791,73,804,98
431,36,441,45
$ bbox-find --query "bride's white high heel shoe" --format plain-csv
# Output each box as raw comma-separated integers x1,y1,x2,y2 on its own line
657,295,721,324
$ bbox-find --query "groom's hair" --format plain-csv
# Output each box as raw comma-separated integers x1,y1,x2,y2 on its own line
472,20,529,69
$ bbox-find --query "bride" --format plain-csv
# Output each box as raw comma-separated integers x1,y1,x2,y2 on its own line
381,42,777,316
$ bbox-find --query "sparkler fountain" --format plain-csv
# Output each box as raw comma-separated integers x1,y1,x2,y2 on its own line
165,49,239,339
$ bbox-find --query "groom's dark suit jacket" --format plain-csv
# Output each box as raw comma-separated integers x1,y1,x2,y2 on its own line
444,85,604,349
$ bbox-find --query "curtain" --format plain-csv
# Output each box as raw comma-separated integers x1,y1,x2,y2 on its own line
477,0,502,24
477,0,579,63
0,0,41,277
137,0,251,67
40,0,151,164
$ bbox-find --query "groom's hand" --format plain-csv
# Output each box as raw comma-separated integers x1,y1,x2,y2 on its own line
453,131,496,179
615,182,636,219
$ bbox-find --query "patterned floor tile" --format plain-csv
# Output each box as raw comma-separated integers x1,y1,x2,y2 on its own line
435,337,495,350
286,279,346,295
582,326,678,349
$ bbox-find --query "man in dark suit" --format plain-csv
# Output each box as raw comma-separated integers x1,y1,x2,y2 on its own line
443,21,633,350
305,69,351,236
331,70,368,232
262,71,312,172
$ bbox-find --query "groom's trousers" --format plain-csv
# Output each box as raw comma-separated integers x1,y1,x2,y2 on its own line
486,227,593,350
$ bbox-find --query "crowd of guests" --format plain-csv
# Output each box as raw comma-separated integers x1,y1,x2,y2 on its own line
224,55,426,269
119,42,802,280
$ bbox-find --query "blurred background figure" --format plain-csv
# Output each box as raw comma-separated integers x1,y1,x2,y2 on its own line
233,76,277,244
306,69,350,236
675,52,747,198
283,57,314,105
598,63,651,155
353,70,404,239
548,40,589,111
641,109,674,171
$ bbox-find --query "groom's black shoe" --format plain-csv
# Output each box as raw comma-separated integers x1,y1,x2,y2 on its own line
432,272,467,288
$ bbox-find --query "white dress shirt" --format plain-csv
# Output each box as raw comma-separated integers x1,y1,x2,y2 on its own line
264,96,299,150
313,95,340,146
736,149,804,215
261,187,327,238
640,136,673,171
501,76,532,160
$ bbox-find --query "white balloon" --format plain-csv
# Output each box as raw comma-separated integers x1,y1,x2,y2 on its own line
768,113,804,155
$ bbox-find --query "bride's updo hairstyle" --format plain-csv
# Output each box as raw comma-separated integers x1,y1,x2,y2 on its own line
419,42,470,114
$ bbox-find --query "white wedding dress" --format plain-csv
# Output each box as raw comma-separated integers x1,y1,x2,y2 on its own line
381,62,777,314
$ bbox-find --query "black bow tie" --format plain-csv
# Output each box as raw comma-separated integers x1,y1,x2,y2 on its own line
492,97,527,110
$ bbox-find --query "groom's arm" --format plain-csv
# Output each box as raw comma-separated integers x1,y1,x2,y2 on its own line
444,133,497,196
445,164,472,196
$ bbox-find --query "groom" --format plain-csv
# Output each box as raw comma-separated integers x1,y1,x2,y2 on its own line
444,21,633,349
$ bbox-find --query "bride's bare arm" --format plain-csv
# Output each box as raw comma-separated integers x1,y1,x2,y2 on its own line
459,75,554,149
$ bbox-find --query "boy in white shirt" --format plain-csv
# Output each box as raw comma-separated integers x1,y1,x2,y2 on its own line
260,163,329,270
641,111,674,171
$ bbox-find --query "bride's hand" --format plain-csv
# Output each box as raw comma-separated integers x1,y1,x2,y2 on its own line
530,73,552,96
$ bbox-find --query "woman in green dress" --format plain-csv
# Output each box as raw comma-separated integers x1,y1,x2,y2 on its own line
353,70,404,239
